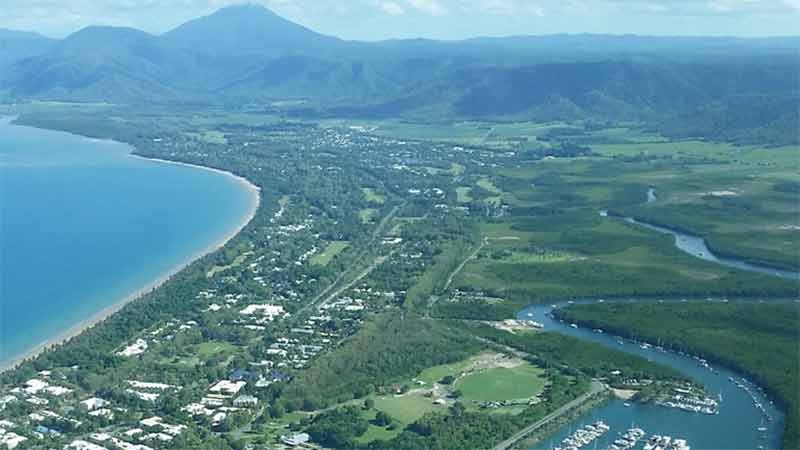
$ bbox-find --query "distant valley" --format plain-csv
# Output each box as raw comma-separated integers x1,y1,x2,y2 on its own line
1,4,798,145
0,5,798,450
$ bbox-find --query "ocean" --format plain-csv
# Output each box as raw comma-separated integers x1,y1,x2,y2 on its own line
0,119,256,365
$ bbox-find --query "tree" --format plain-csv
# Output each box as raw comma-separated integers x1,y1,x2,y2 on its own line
307,406,368,449
450,402,466,418
374,411,392,427
440,375,456,385
270,402,285,418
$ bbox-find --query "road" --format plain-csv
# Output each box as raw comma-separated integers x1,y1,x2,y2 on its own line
314,250,396,312
491,380,607,450
442,237,487,292
295,203,402,317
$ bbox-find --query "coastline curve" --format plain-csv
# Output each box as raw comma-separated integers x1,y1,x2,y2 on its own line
0,140,261,374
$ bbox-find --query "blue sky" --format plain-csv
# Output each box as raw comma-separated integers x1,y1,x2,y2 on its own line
1,0,798,39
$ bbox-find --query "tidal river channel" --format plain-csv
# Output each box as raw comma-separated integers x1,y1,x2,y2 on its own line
600,187,799,281
520,300,784,450
523,188,791,449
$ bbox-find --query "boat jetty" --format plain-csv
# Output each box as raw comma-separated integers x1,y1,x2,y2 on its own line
550,421,610,450
656,386,719,415
550,423,693,450
731,377,773,425
643,435,691,450
609,427,645,450
655,385,722,415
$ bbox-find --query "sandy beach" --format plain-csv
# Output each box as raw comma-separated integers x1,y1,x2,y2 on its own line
0,153,261,374
611,388,639,400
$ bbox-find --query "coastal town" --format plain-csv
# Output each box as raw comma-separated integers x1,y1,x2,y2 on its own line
0,122,528,450
0,108,795,450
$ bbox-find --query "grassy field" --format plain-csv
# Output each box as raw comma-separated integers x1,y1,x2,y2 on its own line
196,341,237,359
414,357,476,385
317,119,580,150
359,208,378,224
592,139,730,158
351,394,442,444
477,177,502,195
206,252,250,278
354,408,405,444
477,177,505,206
363,187,386,204
187,130,228,145
457,187,473,203
311,241,349,266
497,250,576,264
457,364,547,402
450,162,466,176
373,394,441,424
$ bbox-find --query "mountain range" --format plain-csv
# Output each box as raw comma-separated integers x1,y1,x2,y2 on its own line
0,4,797,143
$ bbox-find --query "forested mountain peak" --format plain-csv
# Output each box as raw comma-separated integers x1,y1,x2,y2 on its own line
162,3,342,56
57,26,159,54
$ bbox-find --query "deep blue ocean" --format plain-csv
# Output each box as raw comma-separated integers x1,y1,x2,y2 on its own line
0,119,254,364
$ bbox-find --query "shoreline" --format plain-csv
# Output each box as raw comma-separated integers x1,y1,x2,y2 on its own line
0,151,261,374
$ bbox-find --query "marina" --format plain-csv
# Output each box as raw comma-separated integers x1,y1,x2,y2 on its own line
551,421,610,450
522,300,784,450
549,423,691,450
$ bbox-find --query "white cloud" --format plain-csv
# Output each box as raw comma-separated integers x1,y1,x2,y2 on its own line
405,0,448,15
375,1,406,15
456,0,546,16
782,0,800,10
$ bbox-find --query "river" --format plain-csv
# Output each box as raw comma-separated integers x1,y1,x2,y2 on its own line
519,300,784,450
599,187,799,281
624,217,799,280
521,188,792,449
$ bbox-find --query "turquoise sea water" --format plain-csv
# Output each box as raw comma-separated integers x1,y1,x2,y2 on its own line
0,119,254,364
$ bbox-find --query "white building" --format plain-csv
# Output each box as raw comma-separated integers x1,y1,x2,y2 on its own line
239,303,285,319
233,395,258,407
80,397,109,411
281,433,311,447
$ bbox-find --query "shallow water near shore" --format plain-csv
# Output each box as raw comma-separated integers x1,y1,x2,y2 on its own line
0,120,256,365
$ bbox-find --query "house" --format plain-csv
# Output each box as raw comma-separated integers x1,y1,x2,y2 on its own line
229,369,254,382
80,397,109,411
239,304,285,319
233,395,258,407
35,425,61,436
65,441,107,450
0,395,18,409
0,431,27,449
211,412,227,425
266,370,291,383
281,433,310,447
209,380,247,396
88,409,114,419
